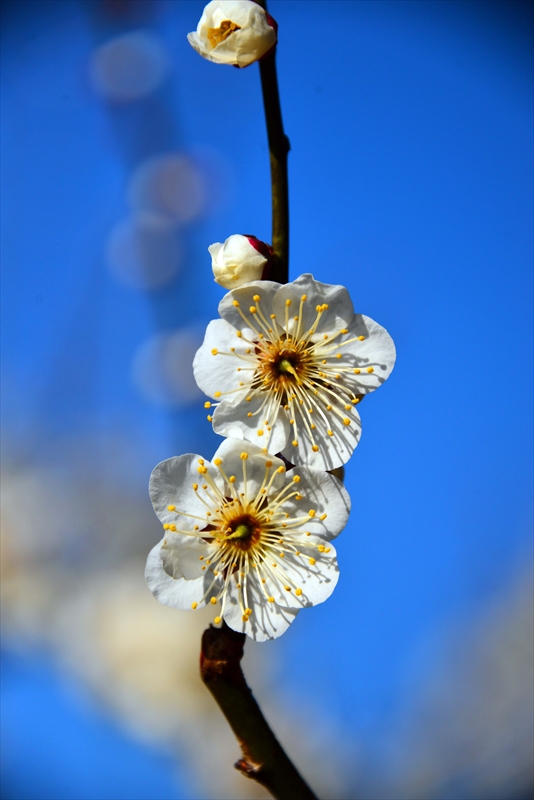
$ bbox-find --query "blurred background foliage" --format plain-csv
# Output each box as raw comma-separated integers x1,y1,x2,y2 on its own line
1,1,532,798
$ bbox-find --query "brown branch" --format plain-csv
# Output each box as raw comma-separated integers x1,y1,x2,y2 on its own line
256,0,290,284
200,622,319,800
198,6,317,799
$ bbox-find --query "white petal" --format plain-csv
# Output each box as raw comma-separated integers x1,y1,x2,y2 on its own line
192,1,276,68
211,234,267,289
266,539,340,608
282,468,351,541
334,314,396,394
160,535,213,580
212,393,290,455
149,454,220,528
145,541,216,610
271,274,354,336
218,280,281,333
223,570,300,641
193,318,251,401
210,437,286,499
282,404,362,470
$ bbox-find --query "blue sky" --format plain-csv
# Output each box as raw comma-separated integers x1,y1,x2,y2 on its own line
1,1,532,797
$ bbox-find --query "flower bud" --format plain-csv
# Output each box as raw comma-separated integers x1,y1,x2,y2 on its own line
187,0,277,68
209,234,273,288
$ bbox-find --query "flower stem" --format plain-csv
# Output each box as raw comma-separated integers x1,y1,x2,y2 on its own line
200,622,318,800
256,0,290,284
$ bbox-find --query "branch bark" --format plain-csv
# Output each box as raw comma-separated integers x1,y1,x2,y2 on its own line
200,622,318,800
256,0,290,284
199,6,317,798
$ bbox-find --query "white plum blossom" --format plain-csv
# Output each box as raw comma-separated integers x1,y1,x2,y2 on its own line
187,0,277,68
145,438,350,641
193,274,396,470
210,234,272,289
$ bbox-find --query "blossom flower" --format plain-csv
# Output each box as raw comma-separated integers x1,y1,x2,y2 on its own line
187,0,277,68
210,234,273,289
145,438,350,641
193,274,396,470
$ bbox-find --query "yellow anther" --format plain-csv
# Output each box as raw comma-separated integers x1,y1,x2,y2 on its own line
308,509,316,517
192,483,198,490
207,415,213,421
214,391,221,398
327,430,334,436
204,401,212,409
301,294,307,301
245,608,252,615
354,368,361,374
320,513,327,520
367,366,374,373
198,465,208,474
318,545,325,552
345,404,352,410
240,452,248,460
167,504,176,511
295,493,303,500
211,348,218,355
210,597,217,605
228,475,236,484
277,466,285,473
341,328,348,334
247,412,253,417
305,531,311,536
293,315,299,321
169,524,177,531
199,556,204,561
292,475,301,483
213,457,222,466
270,313,276,319
316,304,322,312
352,397,360,404
246,396,252,402
285,298,291,306
336,353,342,359
265,460,273,468
292,440,298,447
312,445,319,452
310,423,316,430
253,294,260,302
335,373,341,379
296,588,303,596
198,458,204,465
268,596,275,603
324,547,331,553
236,330,242,337
289,418,295,424
249,306,257,314
191,602,198,609
343,418,351,426
163,523,170,530
309,557,316,565
214,616,221,624
326,404,332,411
284,585,291,592
257,430,264,436
358,335,366,341
233,300,240,307
322,303,329,310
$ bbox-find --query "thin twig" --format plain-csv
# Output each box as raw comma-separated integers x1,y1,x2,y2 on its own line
256,0,290,284
200,622,318,800
199,6,316,798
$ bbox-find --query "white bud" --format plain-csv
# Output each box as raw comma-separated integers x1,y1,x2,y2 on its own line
187,0,277,68
210,234,271,288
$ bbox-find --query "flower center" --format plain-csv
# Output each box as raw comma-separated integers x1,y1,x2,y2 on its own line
206,20,241,49
222,512,263,552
